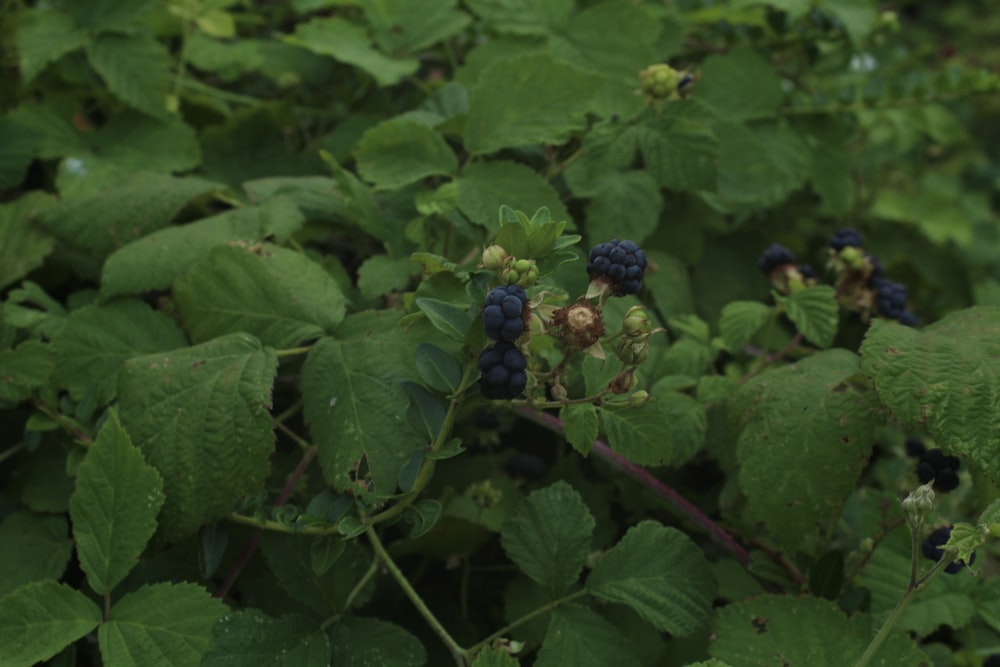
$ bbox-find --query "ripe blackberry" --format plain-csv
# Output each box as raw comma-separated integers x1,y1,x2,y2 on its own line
916,448,960,492
504,453,548,481
478,341,527,400
922,526,974,574
830,228,864,251
898,312,919,328
797,264,817,280
864,253,884,286
482,285,528,341
586,239,647,296
757,243,796,274
984,655,1000,667
872,278,908,319
905,437,926,458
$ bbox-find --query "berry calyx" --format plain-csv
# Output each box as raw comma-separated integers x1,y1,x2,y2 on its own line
757,243,796,275
551,302,605,350
830,228,864,251
482,285,529,341
921,526,974,574
478,341,528,400
586,239,648,297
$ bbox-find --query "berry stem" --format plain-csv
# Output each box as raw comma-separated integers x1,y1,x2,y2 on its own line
465,588,589,658
516,407,751,566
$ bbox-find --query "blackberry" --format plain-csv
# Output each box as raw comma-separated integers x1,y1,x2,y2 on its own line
905,437,926,458
922,526,974,574
504,453,548,481
587,239,647,296
898,312,919,328
916,448,961,492
797,264,817,280
757,243,796,274
830,228,864,251
872,278,908,319
478,341,527,400
482,285,528,341
864,253,884,286
984,655,1000,667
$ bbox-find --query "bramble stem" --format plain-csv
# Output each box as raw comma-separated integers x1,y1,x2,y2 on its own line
275,345,314,358
465,589,588,658
367,528,468,666
0,442,26,465
517,407,752,565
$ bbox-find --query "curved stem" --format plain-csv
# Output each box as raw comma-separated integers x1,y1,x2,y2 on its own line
275,345,314,358
33,398,93,445
0,442,26,465
465,589,588,658
517,407,751,565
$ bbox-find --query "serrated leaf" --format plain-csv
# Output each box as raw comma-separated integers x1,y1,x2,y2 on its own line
51,299,187,405
464,53,601,155
0,117,38,190
456,160,570,231
0,513,73,598
355,120,458,190
202,611,331,667
260,535,371,615
598,393,706,467
561,403,598,456
357,255,418,301
500,481,595,596
87,34,170,119
16,9,87,82
69,411,165,595
287,17,418,86
710,595,929,666
463,0,572,35
535,604,640,667
719,301,771,353
118,333,277,540
414,343,462,394
302,313,426,497
0,580,101,667
327,616,427,667
0,340,54,403
99,582,227,667
0,192,56,291
39,172,219,276
586,521,715,635
783,285,838,349
693,47,783,122
732,350,878,553
415,298,473,342
860,308,1000,481
638,109,719,192
364,0,471,54
173,243,346,348
584,171,662,247
101,197,304,300
715,121,809,207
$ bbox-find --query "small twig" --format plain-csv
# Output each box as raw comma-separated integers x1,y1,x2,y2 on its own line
33,398,93,445
0,442,26,465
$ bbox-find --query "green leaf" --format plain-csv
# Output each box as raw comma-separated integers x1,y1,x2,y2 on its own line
260,536,372,615
561,403,598,456
0,192,56,291
586,521,715,635
118,333,278,540
463,0,572,35
202,611,331,667
583,171,662,247
0,580,101,667
87,34,171,119
471,647,520,667
99,582,227,667
287,17,418,86
51,299,187,405
860,309,1000,480
732,350,878,553
69,411,165,595
783,285,839,349
173,243,347,348
415,298,473,342
715,121,810,207
327,616,427,667
357,255,418,301
693,47,784,122
355,119,458,190
456,160,570,231
638,107,719,192
0,116,38,190
414,342,462,394
39,173,219,276
719,301,771,353
0,340,54,403
0,513,73,598
464,53,602,155
709,595,928,666
500,481,595,596
598,393,706,467
364,0,471,54
535,604,640,667
15,9,87,82
100,197,304,300
302,313,426,497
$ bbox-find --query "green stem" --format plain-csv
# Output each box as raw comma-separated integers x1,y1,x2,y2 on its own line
0,442,26,465
33,398,92,445
321,559,380,631
273,418,311,453
226,512,342,535
273,398,304,425
275,346,313,358
367,528,468,666
465,589,588,658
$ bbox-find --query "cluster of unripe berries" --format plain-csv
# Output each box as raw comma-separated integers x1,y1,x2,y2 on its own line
478,239,649,400
638,63,696,101
757,228,919,326
906,437,960,492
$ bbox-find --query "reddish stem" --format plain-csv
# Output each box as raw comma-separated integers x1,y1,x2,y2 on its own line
517,407,751,565
215,445,318,599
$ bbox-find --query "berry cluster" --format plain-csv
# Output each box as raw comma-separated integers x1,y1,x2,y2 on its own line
482,285,528,341
916,447,960,492
478,341,527,400
756,244,816,293
922,526,974,574
757,243,797,274
829,228,864,251
587,239,647,296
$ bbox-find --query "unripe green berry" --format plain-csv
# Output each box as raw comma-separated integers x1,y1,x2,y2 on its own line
628,390,650,408
482,245,509,271
622,307,652,339
616,338,649,365
512,258,533,273
639,64,681,100
839,246,865,270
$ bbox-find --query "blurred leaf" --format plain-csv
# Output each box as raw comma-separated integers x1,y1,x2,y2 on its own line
355,120,458,190
15,9,87,82
0,192,57,291
287,17,418,86
456,161,569,231
784,285,839,349
87,34,170,120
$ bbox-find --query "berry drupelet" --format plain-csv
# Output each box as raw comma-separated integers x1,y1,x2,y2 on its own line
482,285,528,341
916,448,960,492
922,526,974,574
479,341,528,399
757,243,796,274
830,228,864,251
586,239,647,296
872,278,909,319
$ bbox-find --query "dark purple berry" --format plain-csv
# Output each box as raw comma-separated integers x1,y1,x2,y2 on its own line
898,312,919,327
757,243,796,274
935,468,959,492
872,278,908,319
916,448,961,493
479,341,528,399
916,461,936,483
504,453,548,481
797,264,817,279
905,437,926,458
830,228,864,250
983,655,1000,667
482,285,528,341
922,526,974,574
587,239,648,296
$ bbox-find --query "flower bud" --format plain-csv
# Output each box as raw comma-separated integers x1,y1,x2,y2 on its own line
622,307,652,339
628,390,650,408
616,337,649,365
